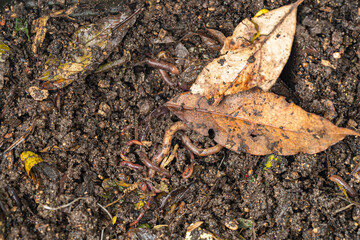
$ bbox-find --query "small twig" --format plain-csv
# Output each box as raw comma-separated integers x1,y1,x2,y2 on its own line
334,203,354,214
4,118,38,154
104,198,122,208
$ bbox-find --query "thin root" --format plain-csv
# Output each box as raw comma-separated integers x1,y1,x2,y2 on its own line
97,203,113,221
43,197,87,211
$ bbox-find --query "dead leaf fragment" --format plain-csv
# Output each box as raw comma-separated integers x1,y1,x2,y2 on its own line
191,0,304,105
167,89,359,155
31,16,50,54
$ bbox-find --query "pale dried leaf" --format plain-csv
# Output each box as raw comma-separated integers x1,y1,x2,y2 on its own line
191,0,304,105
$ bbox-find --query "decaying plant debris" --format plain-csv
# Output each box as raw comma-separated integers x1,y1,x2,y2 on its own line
0,0,359,239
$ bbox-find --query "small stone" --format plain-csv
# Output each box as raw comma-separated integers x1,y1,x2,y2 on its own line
98,79,110,88
347,119,358,128
98,121,106,129
331,31,343,46
137,98,154,115
333,52,341,59
322,99,337,120
158,28,167,39
321,59,335,69
29,86,49,101
98,102,111,117
291,171,300,179
353,207,360,221
225,219,238,230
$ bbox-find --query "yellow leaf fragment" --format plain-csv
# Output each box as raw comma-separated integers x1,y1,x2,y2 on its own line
254,9,270,17
112,216,117,225
135,199,146,210
20,151,43,179
336,183,349,199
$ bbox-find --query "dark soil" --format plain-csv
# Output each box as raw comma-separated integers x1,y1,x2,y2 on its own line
0,0,359,239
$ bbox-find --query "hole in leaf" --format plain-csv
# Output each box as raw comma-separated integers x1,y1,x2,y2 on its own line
250,133,257,138
208,129,215,139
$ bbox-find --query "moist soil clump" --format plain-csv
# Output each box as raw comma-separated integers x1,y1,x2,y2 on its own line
0,0,359,239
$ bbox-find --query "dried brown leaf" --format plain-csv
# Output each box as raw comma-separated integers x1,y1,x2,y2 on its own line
167,90,359,155
191,0,304,105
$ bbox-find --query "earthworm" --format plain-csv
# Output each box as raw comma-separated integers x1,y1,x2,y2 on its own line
138,151,171,178
182,162,194,179
329,175,358,198
95,53,130,73
119,161,144,171
129,196,153,226
120,152,130,161
182,149,195,179
155,51,176,86
146,182,163,193
152,121,188,165
126,140,143,146
180,133,223,156
145,58,180,75
158,69,175,87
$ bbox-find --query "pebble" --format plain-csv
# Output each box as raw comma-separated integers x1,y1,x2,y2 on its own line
333,52,341,59
98,102,111,117
224,219,238,230
98,79,110,88
29,86,49,101
137,98,154,115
